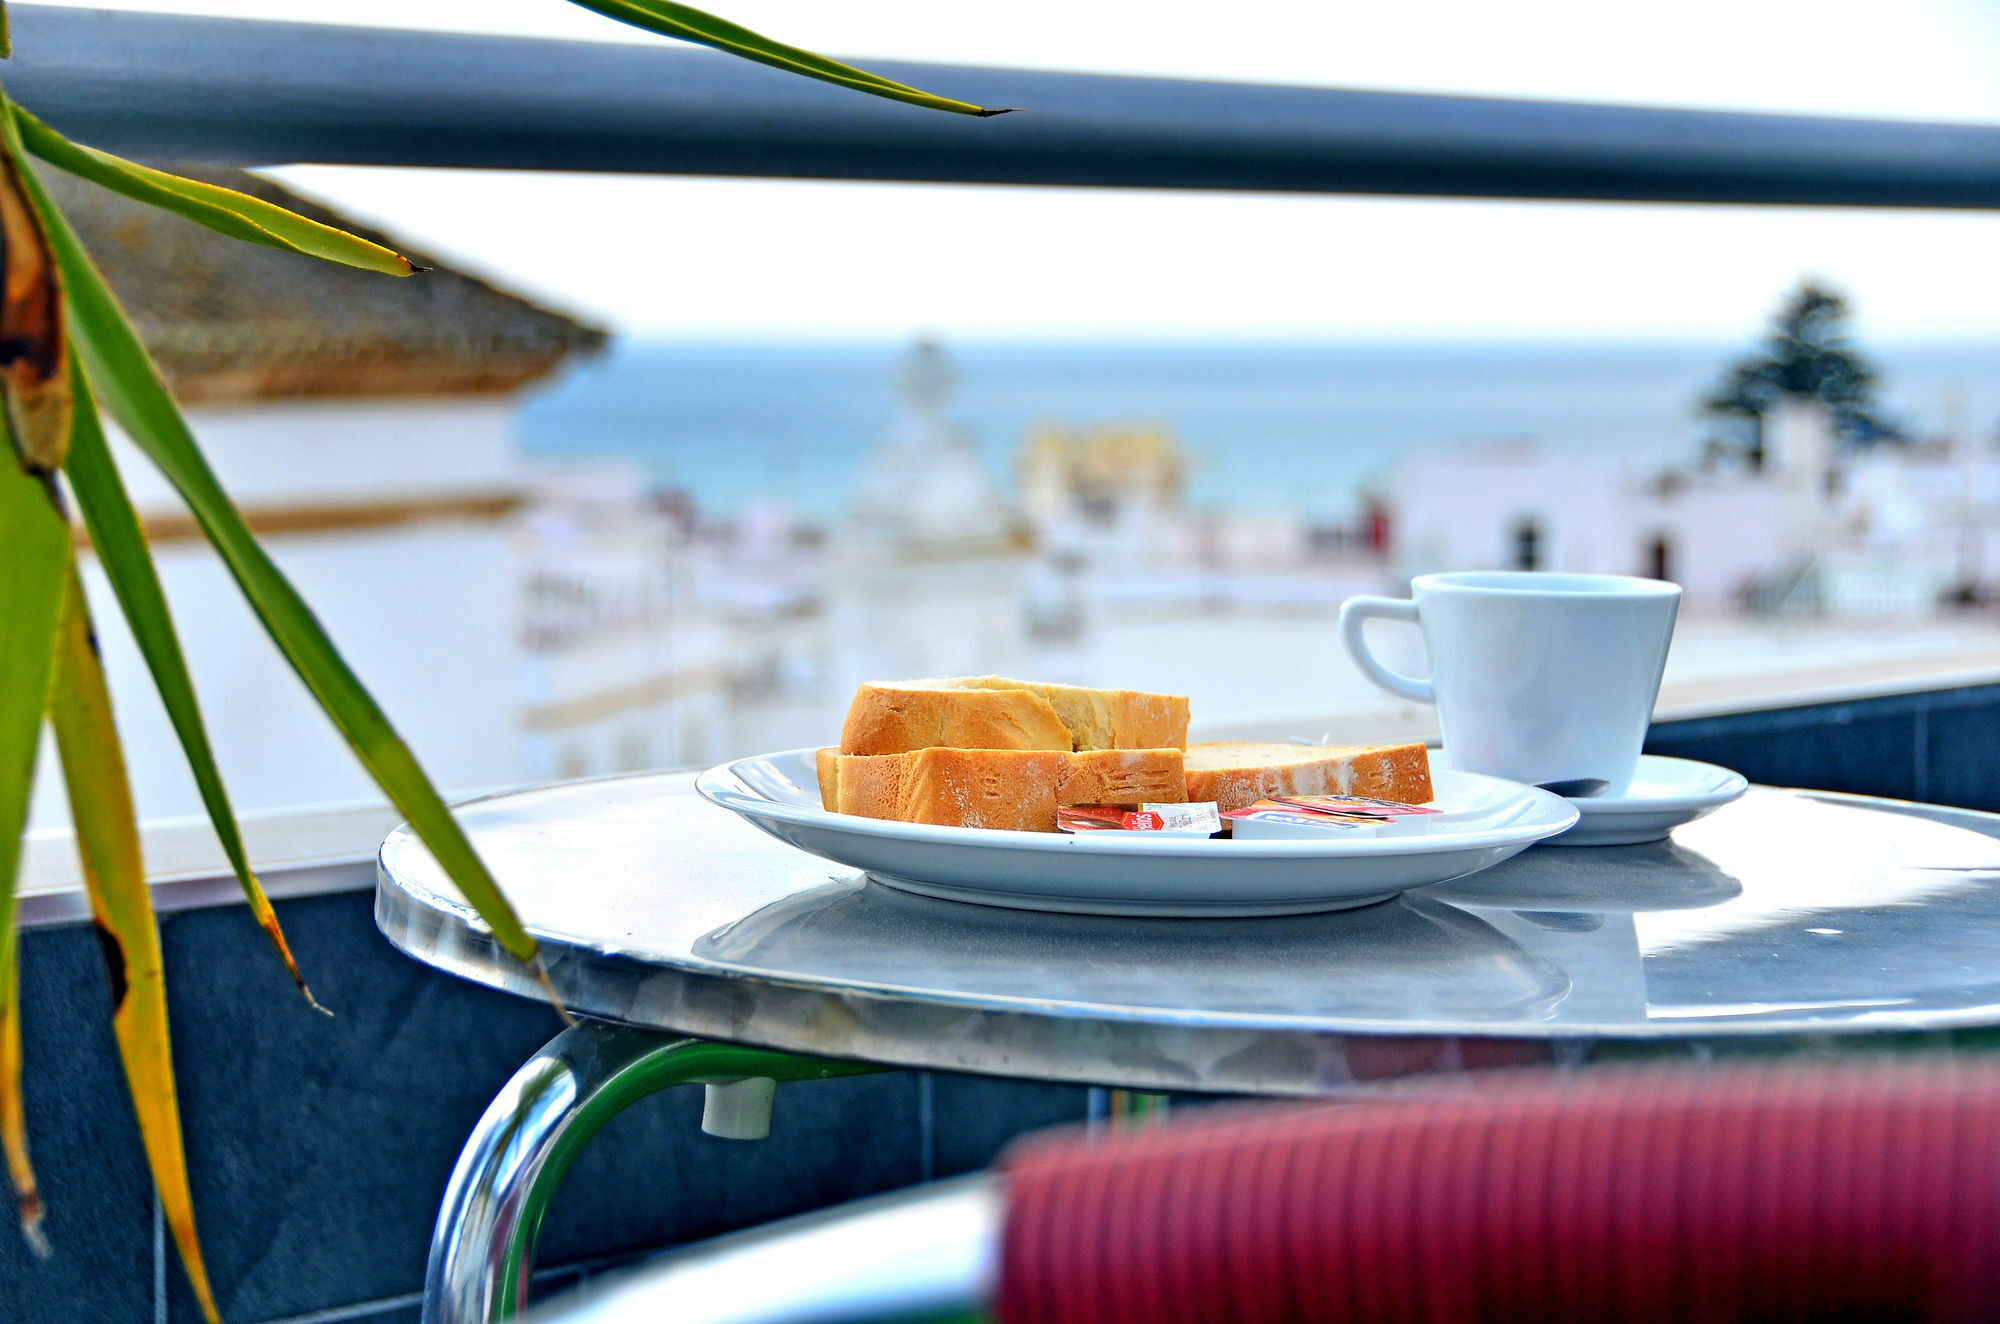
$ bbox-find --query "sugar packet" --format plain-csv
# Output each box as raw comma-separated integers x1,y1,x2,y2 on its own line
1058,802,1223,835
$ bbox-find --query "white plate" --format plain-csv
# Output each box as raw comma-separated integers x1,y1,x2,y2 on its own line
1541,754,1748,846
695,748,1578,917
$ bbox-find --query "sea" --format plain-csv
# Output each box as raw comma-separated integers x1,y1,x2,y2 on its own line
518,339,2000,520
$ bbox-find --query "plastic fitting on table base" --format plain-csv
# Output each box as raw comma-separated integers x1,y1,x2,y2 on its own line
422,1019,886,1324
701,1077,778,1140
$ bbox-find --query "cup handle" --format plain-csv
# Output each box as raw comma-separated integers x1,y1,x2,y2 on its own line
1337,596,1435,703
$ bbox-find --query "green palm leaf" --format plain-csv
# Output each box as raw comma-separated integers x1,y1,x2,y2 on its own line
15,108,417,276
566,0,1011,116
63,359,324,1010
0,458,68,1252
49,557,219,1323
5,110,540,967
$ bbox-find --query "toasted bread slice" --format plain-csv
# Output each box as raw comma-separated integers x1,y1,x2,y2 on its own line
836,747,1185,832
1055,748,1190,808
816,746,840,811
839,677,1189,755
837,749,1065,831
948,676,1190,751
1184,741,1434,814
839,682,1071,756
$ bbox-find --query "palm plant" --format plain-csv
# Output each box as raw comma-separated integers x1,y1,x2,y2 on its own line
0,4,1003,1319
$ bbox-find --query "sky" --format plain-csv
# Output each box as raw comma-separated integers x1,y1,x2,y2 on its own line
31,0,2000,342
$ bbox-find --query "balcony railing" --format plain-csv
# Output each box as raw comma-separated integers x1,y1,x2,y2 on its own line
10,4,2000,205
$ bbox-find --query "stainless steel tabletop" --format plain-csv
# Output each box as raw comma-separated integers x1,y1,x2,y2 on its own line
376,774,2000,1095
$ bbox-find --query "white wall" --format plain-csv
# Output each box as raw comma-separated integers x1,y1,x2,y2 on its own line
1635,485,1793,609
1391,443,1629,578
826,555,1037,694
1391,441,1808,609
110,397,524,510
30,521,520,830
31,395,530,831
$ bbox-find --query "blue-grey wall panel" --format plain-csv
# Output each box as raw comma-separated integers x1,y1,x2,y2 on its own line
1649,683,2000,809
158,891,562,1323
1648,702,1923,802
1,924,156,1323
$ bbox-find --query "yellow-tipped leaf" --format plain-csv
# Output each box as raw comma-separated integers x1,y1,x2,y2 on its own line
49,558,218,1321
15,108,417,276
0,456,67,1253
0,947,40,1256
64,359,324,1011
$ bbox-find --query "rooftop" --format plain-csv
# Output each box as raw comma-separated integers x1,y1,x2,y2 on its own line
42,163,607,403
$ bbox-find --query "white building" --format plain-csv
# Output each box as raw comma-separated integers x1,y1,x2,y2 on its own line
1391,399,2000,615
829,340,1039,687
516,465,732,780
31,166,607,827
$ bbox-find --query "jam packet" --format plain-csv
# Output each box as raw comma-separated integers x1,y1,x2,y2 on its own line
1058,802,1223,835
1231,794,1442,823
1224,795,1440,841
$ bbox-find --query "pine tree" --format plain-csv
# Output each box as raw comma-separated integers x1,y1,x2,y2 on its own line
1702,281,1898,467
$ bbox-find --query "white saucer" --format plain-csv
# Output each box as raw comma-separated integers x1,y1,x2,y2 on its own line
696,748,1578,916
1541,755,1748,847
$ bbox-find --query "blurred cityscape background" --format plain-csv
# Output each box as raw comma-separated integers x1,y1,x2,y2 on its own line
24,0,2000,826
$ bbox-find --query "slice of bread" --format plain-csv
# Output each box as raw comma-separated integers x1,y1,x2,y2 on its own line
816,746,840,811
839,681,1071,756
1184,741,1434,814
1055,748,1190,808
947,676,1190,751
836,747,1186,832
839,677,1189,755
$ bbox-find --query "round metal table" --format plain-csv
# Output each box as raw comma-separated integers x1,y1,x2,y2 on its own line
378,772,2000,1322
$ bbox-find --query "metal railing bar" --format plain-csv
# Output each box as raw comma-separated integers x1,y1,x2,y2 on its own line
8,5,2000,206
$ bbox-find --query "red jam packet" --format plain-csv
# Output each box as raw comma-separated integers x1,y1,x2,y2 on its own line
1225,807,1377,832
1058,802,1223,834
1222,794,1441,824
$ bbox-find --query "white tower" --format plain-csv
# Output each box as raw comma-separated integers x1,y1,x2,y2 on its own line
848,338,1012,551
832,338,1033,688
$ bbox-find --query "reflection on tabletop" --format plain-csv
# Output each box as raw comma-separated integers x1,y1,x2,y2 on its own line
696,884,1570,1025
1422,789,2000,1024
380,775,2000,1039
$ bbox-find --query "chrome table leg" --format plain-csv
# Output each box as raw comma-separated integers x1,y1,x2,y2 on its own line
422,1020,887,1324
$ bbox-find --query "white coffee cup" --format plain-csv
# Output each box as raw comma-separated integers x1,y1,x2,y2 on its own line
1338,571,1680,793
